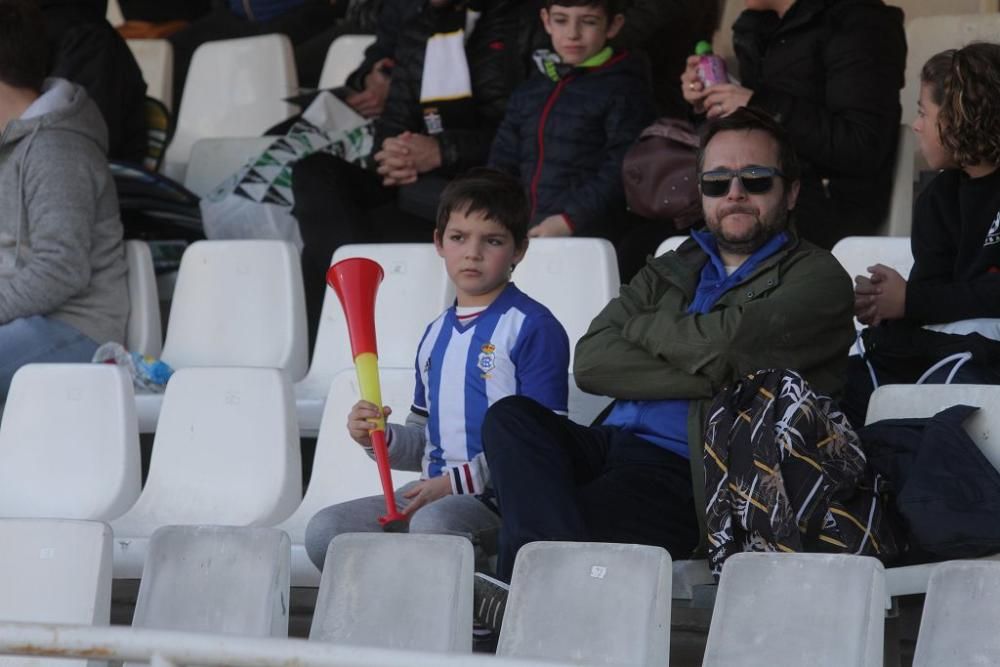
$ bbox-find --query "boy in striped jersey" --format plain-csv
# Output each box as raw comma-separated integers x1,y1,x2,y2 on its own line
305,169,569,569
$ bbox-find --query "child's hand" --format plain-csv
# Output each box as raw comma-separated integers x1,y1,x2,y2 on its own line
401,476,452,515
528,214,572,238
854,264,907,326
346,400,392,448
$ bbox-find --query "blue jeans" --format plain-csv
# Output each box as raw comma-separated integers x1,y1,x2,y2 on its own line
0,316,100,401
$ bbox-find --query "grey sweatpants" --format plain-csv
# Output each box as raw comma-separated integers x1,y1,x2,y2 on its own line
304,480,501,570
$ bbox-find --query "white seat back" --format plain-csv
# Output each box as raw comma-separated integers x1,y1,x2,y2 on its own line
133,525,291,637
866,384,1000,471
183,137,274,198
126,39,173,110
282,367,420,586
831,236,913,285
311,533,473,652
913,560,1000,666
514,238,619,363
0,519,112,667
105,0,124,26
125,240,163,357
901,14,1000,125
0,364,140,521
318,35,377,89
161,240,308,380
655,235,688,256
299,244,451,399
163,34,297,181
112,368,301,577
703,553,885,667
497,541,672,665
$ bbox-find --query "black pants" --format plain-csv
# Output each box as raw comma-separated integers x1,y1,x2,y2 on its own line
291,152,434,348
482,395,700,581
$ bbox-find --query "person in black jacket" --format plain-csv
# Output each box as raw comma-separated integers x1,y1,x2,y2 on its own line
855,44,1000,331
489,0,655,240
840,44,1000,428
41,0,148,164
681,0,906,249
291,0,545,347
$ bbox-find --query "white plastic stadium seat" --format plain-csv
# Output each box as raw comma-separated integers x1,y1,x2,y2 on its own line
136,240,308,432
831,235,913,334
0,364,140,521
126,39,174,110
831,236,913,285
311,533,473,652
133,526,291,638
497,541,672,666
105,0,124,26
318,35,377,89
866,383,1000,597
514,238,619,363
703,553,885,667
913,560,1000,666
0,518,112,667
163,34,297,181
295,243,451,436
125,240,163,357
901,14,1000,125
568,374,612,427
655,235,689,256
113,368,301,578
280,367,421,586
183,137,274,198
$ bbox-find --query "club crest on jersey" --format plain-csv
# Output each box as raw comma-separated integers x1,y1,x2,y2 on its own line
477,343,496,377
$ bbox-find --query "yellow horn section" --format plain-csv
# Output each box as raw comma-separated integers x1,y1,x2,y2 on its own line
354,351,385,431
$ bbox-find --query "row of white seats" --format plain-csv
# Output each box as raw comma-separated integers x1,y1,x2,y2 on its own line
0,360,605,585
131,238,617,435
9,518,1000,666
4,356,997,596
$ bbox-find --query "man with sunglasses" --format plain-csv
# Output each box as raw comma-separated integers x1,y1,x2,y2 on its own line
479,108,855,589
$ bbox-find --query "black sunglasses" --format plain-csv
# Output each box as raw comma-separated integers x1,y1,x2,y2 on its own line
699,166,785,197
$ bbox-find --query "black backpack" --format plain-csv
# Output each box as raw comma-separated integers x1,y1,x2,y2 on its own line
859,404,1000,562
703,368,900,578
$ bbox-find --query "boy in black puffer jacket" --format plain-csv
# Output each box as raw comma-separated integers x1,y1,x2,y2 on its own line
488,0,654,241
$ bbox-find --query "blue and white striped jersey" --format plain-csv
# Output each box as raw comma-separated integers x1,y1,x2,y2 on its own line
412,283,569,494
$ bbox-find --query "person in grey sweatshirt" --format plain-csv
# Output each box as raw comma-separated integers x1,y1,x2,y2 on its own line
0,0,128,400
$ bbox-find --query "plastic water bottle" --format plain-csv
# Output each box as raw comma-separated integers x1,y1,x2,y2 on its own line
695,41,729,88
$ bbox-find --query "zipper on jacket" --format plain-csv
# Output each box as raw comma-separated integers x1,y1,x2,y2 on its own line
529,75,573,220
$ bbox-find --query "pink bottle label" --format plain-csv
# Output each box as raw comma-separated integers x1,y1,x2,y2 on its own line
697,55,729,88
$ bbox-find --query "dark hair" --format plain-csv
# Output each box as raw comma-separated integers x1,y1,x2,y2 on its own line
697,106,801,185
544,0,624,18
920,43,1000,168
436,168,529,247
0,0,48,91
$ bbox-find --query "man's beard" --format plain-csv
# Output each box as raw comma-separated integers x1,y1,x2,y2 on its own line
706,202,791,255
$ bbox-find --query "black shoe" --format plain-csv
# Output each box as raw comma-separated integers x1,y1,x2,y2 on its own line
473,572,509,634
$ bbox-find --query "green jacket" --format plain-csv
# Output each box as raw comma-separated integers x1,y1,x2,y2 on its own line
573,233,855,548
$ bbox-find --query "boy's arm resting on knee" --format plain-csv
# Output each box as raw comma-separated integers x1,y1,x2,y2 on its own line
446,453,489,496
376,411,427,471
